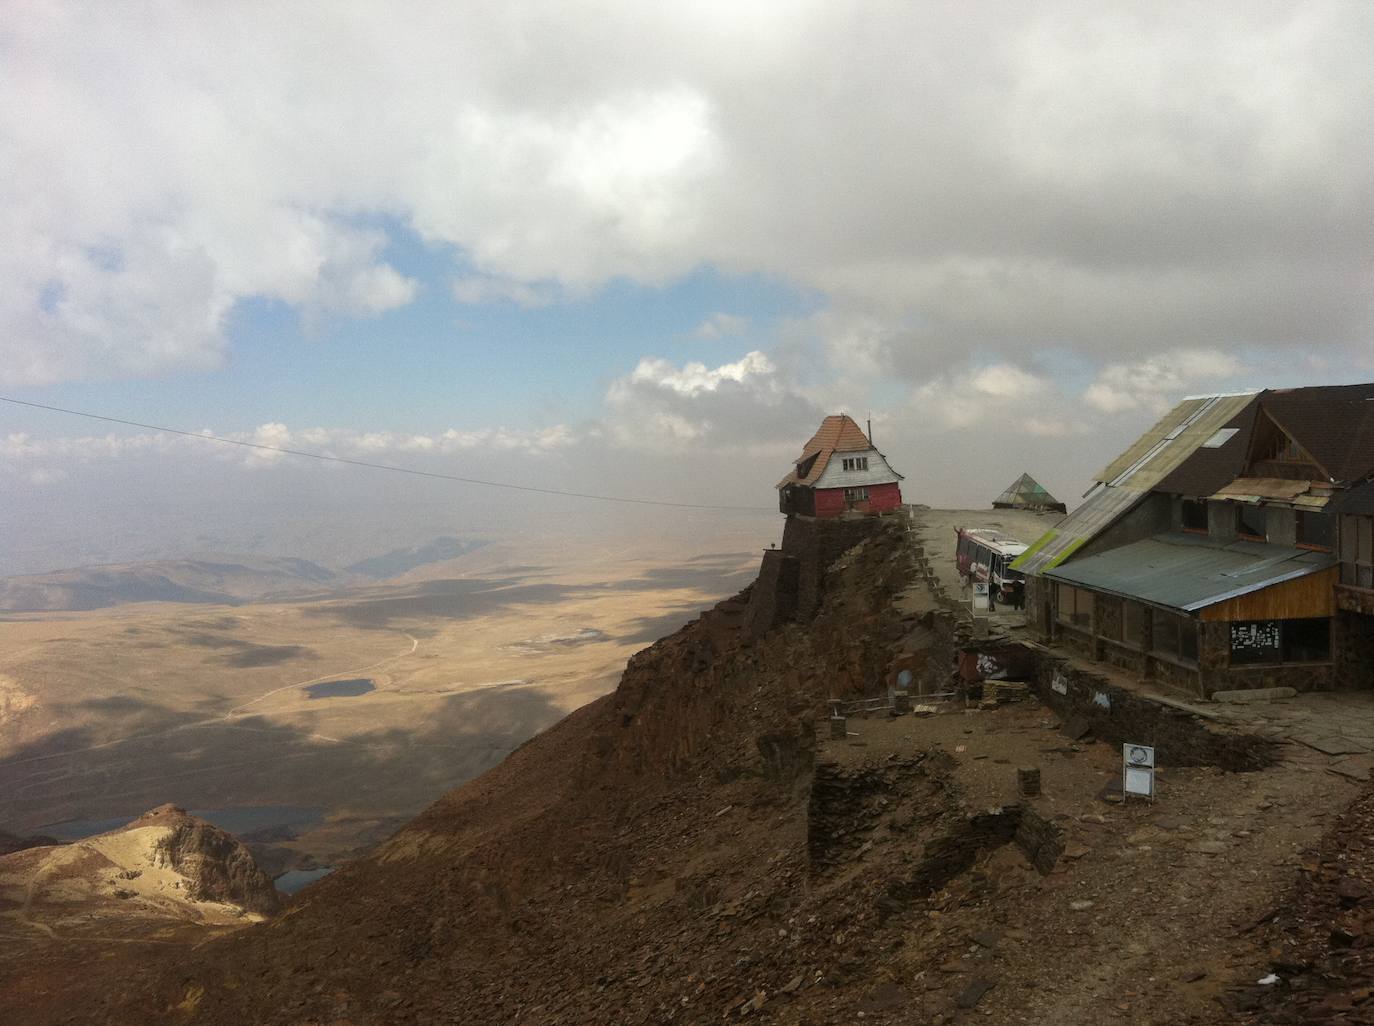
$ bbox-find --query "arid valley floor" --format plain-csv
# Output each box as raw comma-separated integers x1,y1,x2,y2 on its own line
0,527,768,870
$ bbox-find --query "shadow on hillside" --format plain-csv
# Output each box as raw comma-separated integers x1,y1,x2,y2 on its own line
618,602,711,646
0,685,567,841
309,579,584,630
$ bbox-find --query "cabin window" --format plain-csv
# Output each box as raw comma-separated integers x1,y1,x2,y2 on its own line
1262,432,1308,464
1296,510,1332,550
1181,499,1208,532
840,456,869,472
1230,618,1331,665
1096,595,1123,642
1341,515,1374,588
843,487,869,503
1238,508,1266,541
1284,618,1331,662
1151,609,1197,665
1056,584,1091,627
1123,601,1146,648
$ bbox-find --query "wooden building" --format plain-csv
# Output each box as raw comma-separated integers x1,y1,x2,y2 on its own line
777,415,903,518
1014,384,1374,697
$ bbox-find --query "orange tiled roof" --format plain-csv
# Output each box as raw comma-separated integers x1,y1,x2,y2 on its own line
776,415,873,489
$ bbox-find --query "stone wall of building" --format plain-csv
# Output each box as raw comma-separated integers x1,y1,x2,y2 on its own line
1335,610,1374,689
1093,594,1122,641
1024,575,1053,638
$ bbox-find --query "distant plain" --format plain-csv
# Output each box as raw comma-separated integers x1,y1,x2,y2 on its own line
0,527,769,865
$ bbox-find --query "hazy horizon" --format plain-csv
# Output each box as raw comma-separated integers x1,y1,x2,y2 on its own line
4,3,1372,571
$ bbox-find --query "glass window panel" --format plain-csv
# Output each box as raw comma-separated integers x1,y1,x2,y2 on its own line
1297,511,1333,549
1283,618,1331,662
1230,620,1281,665
1179,619,1198,664
1123,602,1145,647
1152,608,1180,657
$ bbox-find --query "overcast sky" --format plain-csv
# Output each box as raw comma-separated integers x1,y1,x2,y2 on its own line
3,2,1372,572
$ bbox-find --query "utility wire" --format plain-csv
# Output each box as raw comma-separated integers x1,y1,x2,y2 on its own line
0,396,777,512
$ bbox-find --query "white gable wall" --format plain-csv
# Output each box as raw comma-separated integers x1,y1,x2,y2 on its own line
811,448,903,489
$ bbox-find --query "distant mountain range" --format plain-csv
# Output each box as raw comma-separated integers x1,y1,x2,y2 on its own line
0,558,343,612
344,536,488,579
0,537,490,612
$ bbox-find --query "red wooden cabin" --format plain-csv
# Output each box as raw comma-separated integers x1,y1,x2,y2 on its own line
776,414,904,517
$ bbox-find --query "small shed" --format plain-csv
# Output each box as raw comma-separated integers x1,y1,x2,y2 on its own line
992,473,1066,513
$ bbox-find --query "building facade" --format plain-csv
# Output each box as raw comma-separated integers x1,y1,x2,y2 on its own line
1014,385,1374,698
777,415,904,518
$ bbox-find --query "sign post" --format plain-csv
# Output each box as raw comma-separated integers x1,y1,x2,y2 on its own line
1122,743,1155,802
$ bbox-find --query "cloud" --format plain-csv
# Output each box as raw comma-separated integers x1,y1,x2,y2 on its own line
911,363,1057,431
0,421,579,481
1083,349,1243,414
3,3,1371,387
694,312,748,339
604,350,824,451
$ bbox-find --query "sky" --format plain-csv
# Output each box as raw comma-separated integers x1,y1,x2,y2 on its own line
3,2,1373,573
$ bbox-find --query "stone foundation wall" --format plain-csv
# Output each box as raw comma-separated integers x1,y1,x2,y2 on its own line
742,550,799,638
1025,575,1053,638
782,514,889,620
743,514,888,636
1149,656,1201,696
1026,646,1275,770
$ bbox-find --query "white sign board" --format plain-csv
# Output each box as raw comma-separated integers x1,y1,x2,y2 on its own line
972,582,990,611
1122,743,1155,800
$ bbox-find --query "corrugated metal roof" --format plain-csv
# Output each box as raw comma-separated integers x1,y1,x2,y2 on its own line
1094,393,1259,489
1012,486,1143,574
1043,532,1335,612
1013,392,1259,575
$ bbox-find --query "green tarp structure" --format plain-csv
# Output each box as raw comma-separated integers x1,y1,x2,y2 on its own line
992,473,1066,513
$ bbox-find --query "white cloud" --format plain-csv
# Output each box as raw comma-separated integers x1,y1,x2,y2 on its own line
3,4,1371,386
911,363,1055,430
1083,349,1243,414
0,421,580,481
604,350,823,451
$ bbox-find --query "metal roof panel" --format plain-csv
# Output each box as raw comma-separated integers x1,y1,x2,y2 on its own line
1043,533,1335,612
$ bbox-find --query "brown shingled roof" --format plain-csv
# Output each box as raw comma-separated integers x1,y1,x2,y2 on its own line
1263,396,1374,484
776,415,872,489
1153,398,1261,497
1153,383,1374,497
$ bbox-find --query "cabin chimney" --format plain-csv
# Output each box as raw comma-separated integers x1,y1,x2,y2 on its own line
867,418,873,445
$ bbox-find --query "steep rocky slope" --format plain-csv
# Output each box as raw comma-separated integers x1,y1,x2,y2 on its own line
54,515,908,1024
0,805,279,1013
14,512,1360,1025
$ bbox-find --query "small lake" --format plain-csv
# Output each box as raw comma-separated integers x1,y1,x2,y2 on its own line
38,804,325,843
303,678,375,699
275,866,335,895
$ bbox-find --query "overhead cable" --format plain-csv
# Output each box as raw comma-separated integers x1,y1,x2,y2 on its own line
0,396,776,512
